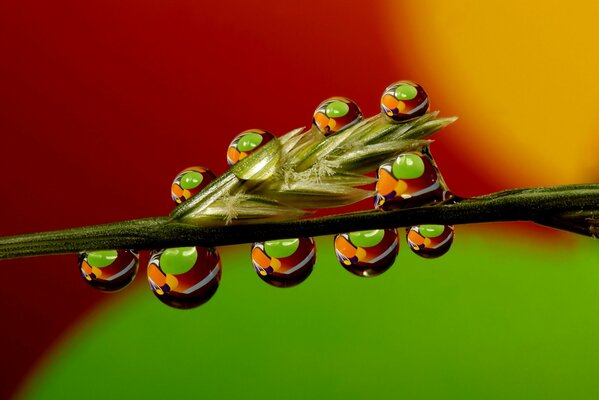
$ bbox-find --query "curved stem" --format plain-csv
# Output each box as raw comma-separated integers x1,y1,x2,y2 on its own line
0,184,597,260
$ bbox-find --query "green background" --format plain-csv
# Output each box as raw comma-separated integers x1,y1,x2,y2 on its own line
20,228,599,399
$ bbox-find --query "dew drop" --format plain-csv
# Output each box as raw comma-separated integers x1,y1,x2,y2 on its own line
226,129,275,166
79,249,139,292
380,80,429,122
171,166,216,205
375,148,451,209
407,225,454,258
334,229,399,277
251,237,316,288
313,96,362,135
147,247,222,309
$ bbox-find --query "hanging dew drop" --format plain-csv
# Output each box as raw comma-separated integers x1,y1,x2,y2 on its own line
406,225,454,258
147,246,222,309
79,249,139,292
334,229,399,277
251,237,316,288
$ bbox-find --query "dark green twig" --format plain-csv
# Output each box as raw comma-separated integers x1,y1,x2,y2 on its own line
0,184,597,260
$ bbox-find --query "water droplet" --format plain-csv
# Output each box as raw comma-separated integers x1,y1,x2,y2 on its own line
251,237,316,287
147,247,222,309
79,249,139,292
407,225,454,258
226,129,275,165
375,148,450,209
380,80,429,122
171,166,216,204
313,96,362,135
334,229,399,277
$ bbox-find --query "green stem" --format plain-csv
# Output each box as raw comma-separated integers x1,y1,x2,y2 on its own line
0,184,597,260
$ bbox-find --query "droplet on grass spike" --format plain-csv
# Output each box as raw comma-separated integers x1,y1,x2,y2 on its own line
380,80,429,122
147,247,222,309
226,129,275,165
375,148,450,209
407,225,454,258
171,166,216,204
79,249,139,292
334,229,399,277
251,237,316,287
312,96,362,135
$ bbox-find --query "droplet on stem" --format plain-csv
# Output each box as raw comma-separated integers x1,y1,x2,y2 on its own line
171,166,216,204
313,96,362,135
226,129,275,165
380,80,429,122
375,149,450,209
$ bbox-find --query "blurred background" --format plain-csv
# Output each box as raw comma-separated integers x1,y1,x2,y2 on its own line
1,1,598,399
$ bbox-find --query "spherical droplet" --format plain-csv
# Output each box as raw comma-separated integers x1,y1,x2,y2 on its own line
171,166,216,204
375,148,450,210
313,96,362,135
147,247,222,309
226,129,275,166
79,249,139,292
334,229,399,277
380,80,429,122
407,225,454,258
251,237,316,288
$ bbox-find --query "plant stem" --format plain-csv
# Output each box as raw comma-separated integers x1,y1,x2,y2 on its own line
0,184,597,260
